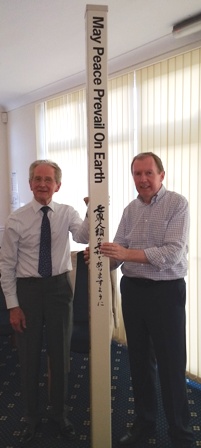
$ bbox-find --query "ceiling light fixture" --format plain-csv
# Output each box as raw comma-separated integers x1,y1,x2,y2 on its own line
172,12,201,39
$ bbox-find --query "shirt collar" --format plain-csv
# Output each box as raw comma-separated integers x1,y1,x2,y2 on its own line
137,184,166,205
31,198,55,213
155,184,166,201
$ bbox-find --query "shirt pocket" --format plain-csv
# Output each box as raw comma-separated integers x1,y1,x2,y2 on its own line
148,218,169,246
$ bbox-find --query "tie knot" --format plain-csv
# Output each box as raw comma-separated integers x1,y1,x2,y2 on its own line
41,206,50,215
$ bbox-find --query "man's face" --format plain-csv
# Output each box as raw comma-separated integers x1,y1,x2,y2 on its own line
29,164,61,205
132,156,165,204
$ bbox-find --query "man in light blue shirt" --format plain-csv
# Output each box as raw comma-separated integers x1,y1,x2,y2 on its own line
101,152,194,448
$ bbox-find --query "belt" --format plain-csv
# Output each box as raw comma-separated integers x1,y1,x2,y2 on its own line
17,272,68,284
125,276,183,285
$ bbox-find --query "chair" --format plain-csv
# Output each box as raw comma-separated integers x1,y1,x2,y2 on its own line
69,250,118,353
70,250,90,353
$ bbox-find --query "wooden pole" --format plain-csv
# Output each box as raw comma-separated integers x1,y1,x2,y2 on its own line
85,5,111,448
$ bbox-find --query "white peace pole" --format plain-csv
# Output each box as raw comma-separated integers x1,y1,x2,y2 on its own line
85,5,111,448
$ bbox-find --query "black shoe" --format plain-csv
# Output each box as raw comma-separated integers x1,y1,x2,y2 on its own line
20,423,37,445
119,420,156,446
170,427,195,448
173,444,195,448
172,440,195,448
58,417,76,440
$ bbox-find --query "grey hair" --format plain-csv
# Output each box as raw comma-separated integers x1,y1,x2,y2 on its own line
29,160,62,183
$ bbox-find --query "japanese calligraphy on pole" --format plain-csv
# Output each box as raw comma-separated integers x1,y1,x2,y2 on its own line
85,5,111,448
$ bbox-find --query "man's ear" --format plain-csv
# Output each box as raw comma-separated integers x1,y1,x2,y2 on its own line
55,182,61,193
160,171,165,182
29,180,33,192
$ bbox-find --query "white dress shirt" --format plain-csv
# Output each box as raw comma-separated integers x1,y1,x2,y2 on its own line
0,198,89,308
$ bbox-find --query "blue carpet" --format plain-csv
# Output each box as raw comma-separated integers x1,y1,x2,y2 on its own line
0,335,201,447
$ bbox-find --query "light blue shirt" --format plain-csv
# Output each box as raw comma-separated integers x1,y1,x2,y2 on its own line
114,185,189,280
0,198,89,308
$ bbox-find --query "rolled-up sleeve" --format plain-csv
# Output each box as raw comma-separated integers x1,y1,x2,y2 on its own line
144,198,189,270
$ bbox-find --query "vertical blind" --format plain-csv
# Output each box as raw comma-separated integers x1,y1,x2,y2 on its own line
45,90,88,223
108,73,135,341
136,48,201,380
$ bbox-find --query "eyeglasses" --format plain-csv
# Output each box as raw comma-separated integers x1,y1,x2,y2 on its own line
32,176,55,184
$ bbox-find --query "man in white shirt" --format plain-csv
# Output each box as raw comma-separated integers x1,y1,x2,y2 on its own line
0,160,89,445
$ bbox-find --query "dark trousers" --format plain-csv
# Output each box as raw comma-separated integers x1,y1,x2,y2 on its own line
16,273,73,423
120,275,194,444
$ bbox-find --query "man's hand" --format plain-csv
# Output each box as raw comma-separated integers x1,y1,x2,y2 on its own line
10,306,26,333
83,197,89,206
83,247,90,265
84,243,123,270
101,242,148,264
100,242,126,261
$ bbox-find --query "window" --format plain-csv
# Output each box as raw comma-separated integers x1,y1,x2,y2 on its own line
36,49,201,378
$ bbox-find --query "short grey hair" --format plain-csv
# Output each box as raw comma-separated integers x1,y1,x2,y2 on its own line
29,160,62,183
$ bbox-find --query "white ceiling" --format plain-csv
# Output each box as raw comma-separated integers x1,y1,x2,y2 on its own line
1,0,201,111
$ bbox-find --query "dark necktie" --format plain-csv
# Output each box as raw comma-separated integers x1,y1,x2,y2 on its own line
38,206,52,277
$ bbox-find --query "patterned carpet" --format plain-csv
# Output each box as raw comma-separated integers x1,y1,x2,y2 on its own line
0,335,201,448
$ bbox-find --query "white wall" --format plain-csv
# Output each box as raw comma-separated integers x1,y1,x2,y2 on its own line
0,103,37,245
6,103,37,210
0,108,10,242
